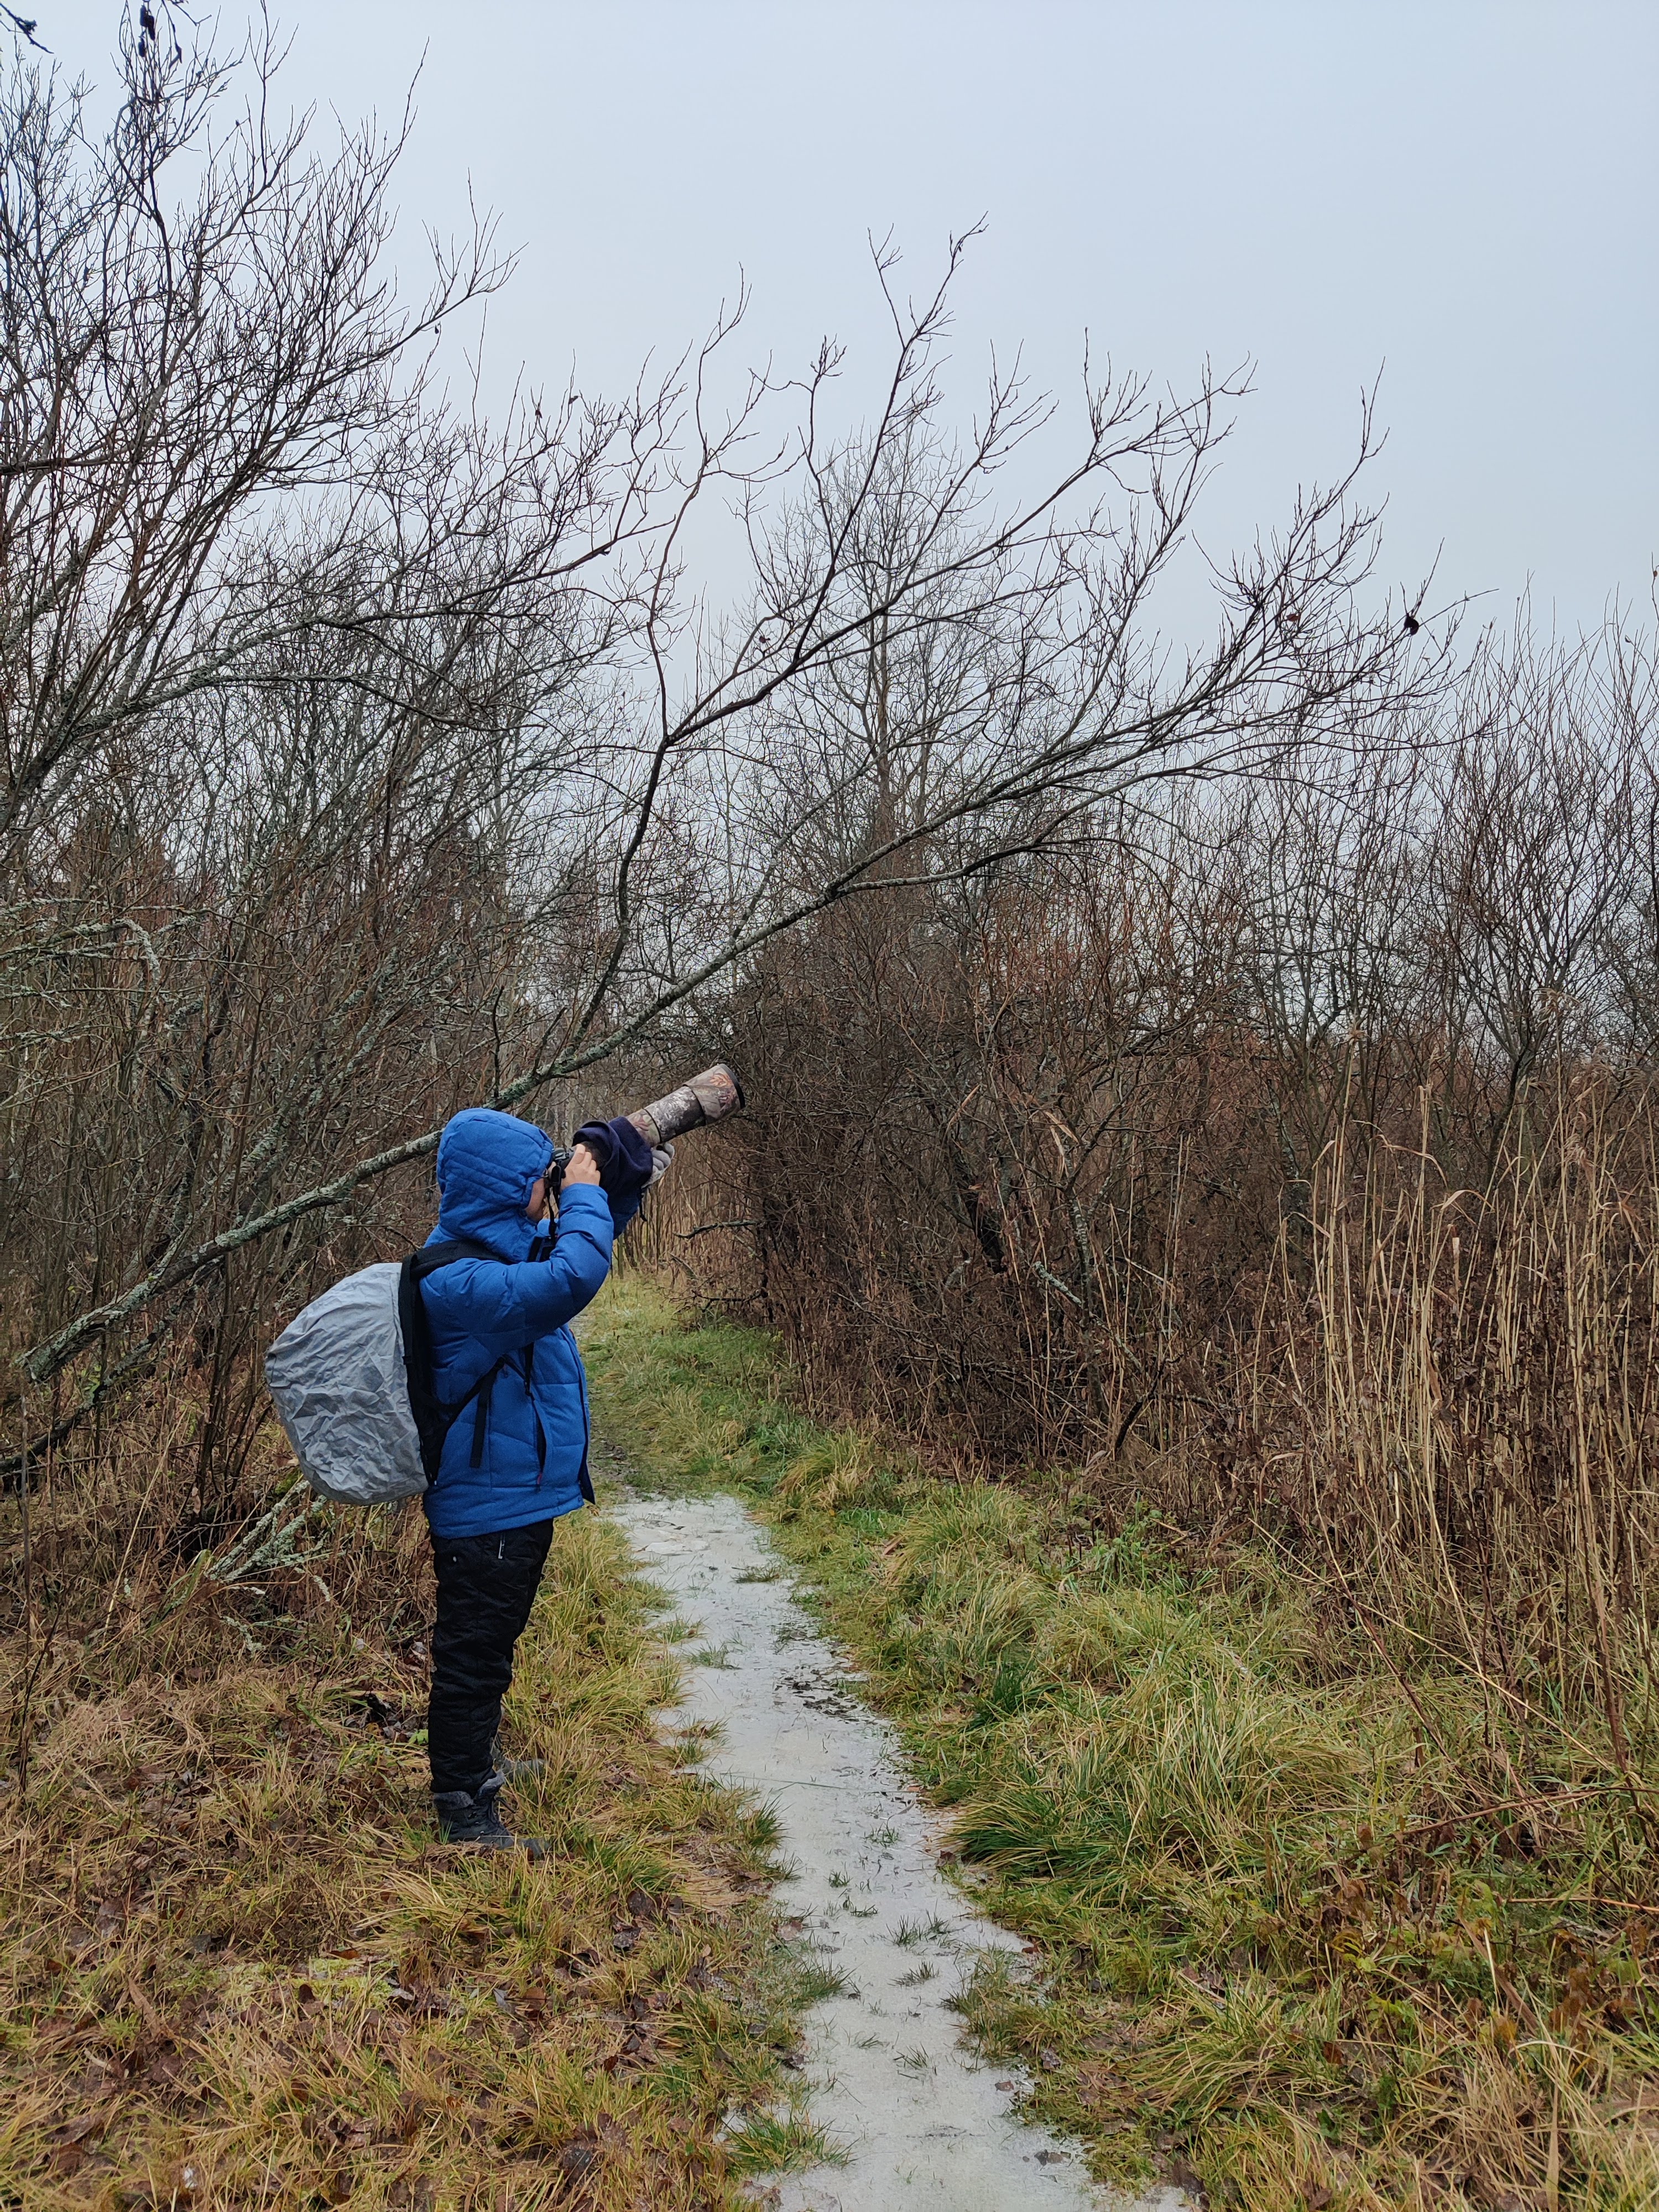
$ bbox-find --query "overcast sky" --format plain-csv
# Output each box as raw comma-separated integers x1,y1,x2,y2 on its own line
48,2,1659,641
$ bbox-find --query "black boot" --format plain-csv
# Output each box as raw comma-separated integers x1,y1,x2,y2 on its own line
432,1772,544,1857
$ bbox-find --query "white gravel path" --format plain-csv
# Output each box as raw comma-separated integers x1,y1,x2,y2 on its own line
611,1488,1189,2212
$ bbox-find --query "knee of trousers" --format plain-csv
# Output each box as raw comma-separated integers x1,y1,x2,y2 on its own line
429,1647,517,1703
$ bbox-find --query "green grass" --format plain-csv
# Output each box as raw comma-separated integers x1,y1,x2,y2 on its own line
585,1278,1659,2212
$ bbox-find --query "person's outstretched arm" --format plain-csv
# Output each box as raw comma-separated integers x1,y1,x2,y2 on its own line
420,1183,615,1356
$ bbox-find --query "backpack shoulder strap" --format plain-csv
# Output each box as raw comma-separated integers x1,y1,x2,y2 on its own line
406,1235,498,1281
399,1239,512,1481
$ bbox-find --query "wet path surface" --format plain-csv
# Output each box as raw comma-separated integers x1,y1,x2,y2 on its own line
612,1489,1187,2212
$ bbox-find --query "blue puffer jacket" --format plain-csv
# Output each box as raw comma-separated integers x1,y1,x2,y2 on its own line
418,1108,636,1540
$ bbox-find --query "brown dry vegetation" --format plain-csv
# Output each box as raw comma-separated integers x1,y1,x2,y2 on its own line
654,635,1659,1752
0,1439,825,2210
618,636,1659,2203
6,12,1659,2209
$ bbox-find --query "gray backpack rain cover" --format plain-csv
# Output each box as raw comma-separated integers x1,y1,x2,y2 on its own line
264,1262,427,1505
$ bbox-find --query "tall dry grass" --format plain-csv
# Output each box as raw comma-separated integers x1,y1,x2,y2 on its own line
1290,1084,1659,1772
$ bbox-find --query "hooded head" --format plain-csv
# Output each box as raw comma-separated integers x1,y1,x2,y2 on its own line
433,1107,555,1262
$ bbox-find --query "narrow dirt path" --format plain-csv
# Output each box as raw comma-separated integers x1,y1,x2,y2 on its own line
612,1488,1188,2212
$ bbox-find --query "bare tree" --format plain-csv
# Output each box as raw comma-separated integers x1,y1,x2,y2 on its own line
2,20,1426,1458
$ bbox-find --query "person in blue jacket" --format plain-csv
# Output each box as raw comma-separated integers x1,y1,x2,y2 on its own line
417,1104,663,1850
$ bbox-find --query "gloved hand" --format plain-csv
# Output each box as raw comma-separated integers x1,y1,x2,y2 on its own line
649,1142,675,1189
568,1115,656,1234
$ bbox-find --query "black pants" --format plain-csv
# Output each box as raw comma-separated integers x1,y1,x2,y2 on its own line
427,1519,555,1795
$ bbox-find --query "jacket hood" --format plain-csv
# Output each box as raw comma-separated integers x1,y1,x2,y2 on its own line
433,1108,554,1262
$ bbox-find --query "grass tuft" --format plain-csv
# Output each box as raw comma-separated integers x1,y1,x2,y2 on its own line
720,2107,841,2175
